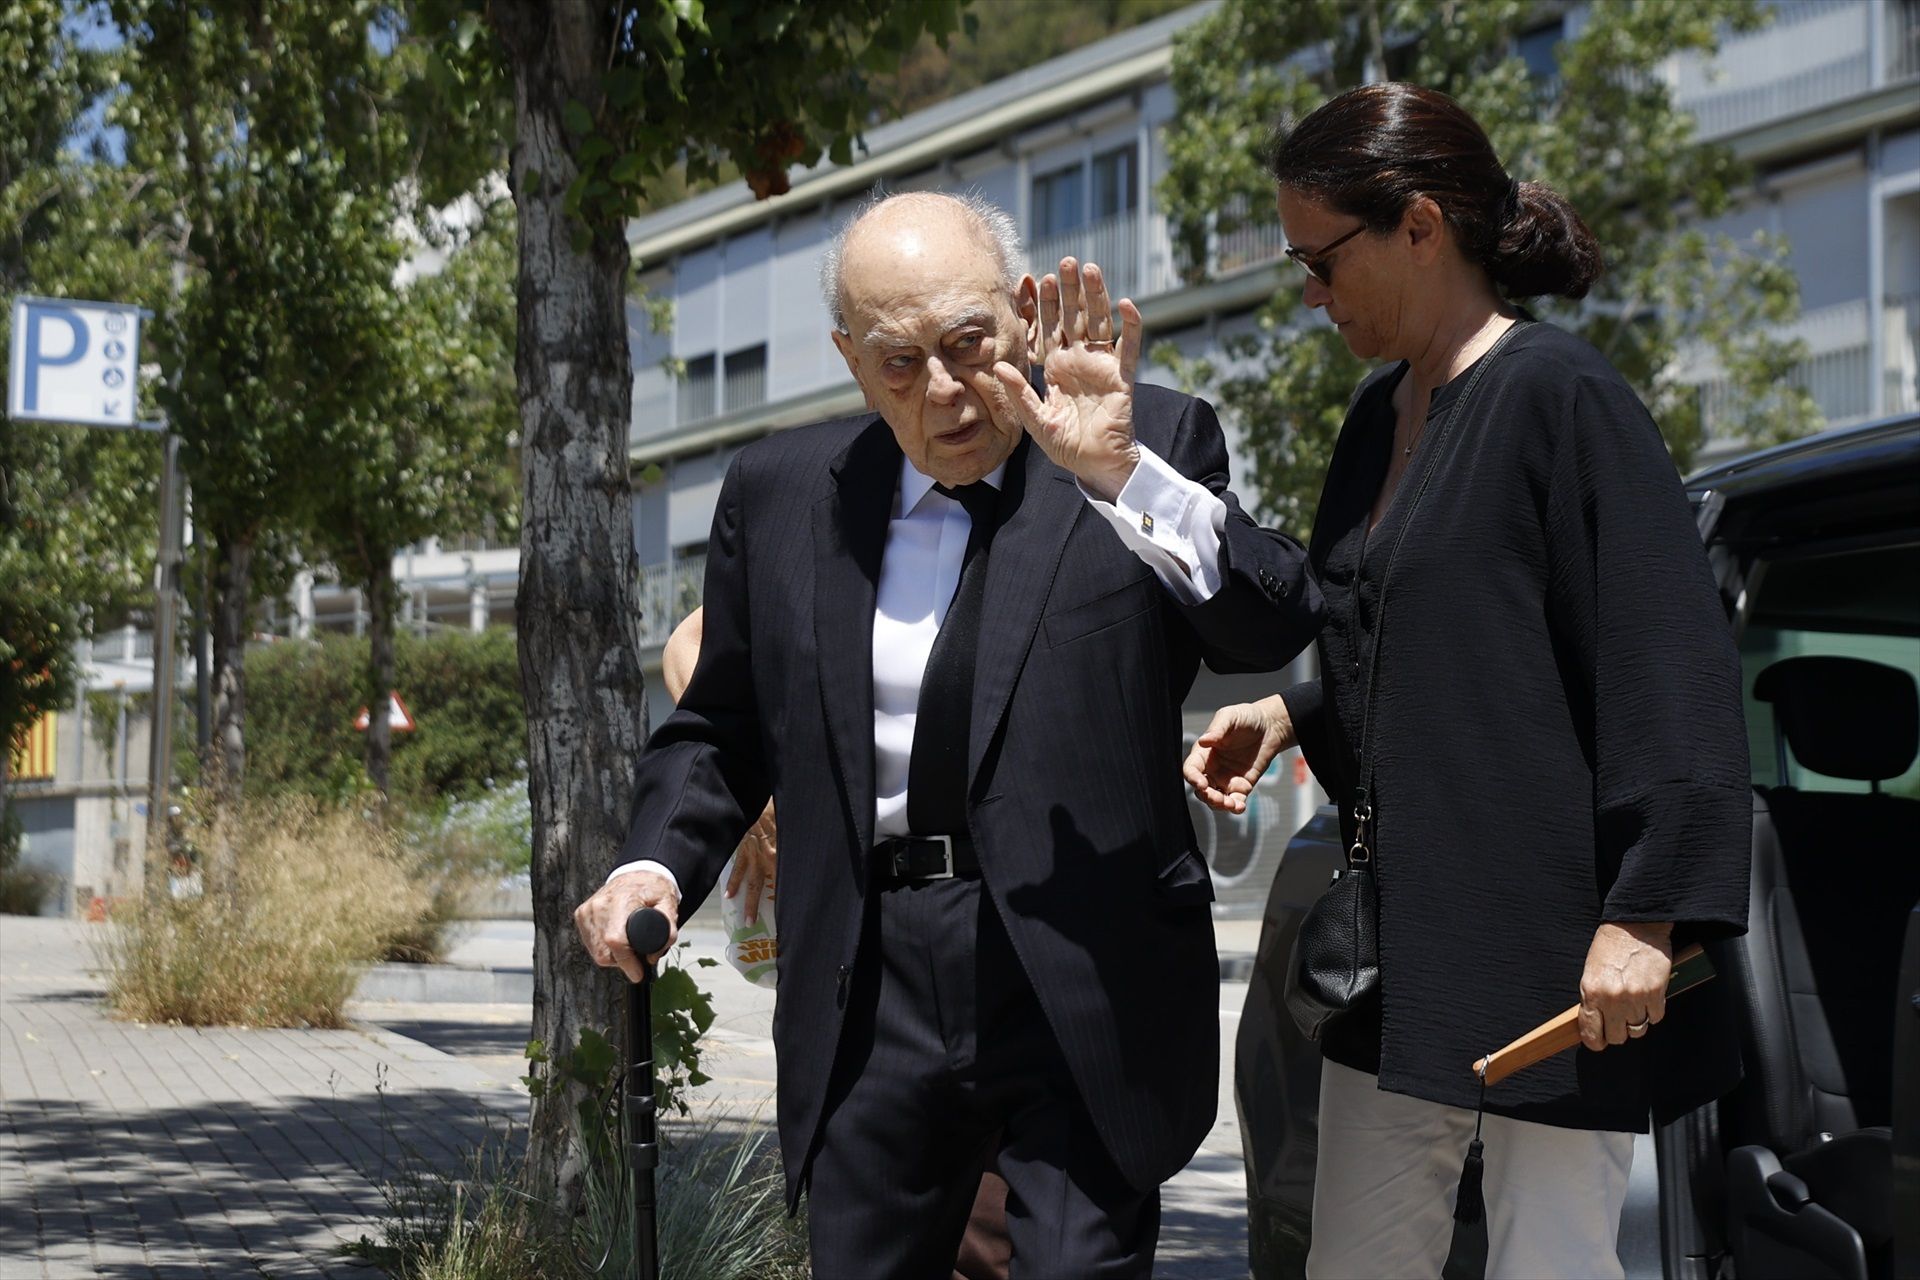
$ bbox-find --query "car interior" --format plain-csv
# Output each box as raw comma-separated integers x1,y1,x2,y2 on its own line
1708,539,1920,1280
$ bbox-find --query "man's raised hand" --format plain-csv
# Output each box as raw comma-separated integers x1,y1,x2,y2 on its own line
990,257,1141,501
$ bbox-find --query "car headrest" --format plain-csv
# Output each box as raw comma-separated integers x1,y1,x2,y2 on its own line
1753,655,1919,783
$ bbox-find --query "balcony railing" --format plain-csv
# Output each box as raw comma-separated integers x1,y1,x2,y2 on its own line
86,627,153,664
1670,0,1919,140
1886,290,1920,413
636,551,706,648
1028,210,1144,305
1688,292,1920,437
1026,204,1292,308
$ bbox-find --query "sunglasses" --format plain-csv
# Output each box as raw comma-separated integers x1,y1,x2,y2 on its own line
1284,223,1367,286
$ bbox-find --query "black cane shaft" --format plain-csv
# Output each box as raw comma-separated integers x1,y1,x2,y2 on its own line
624,908,669,1280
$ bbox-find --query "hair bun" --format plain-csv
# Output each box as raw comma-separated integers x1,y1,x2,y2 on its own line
1490,181,1603,300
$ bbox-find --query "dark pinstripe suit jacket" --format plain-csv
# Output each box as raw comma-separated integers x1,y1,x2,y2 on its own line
619,382,1322,1203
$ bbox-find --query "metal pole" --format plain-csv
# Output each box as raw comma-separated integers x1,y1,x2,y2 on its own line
144,433,185,897
193,497,211,757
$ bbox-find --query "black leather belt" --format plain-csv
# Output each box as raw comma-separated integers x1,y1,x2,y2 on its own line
872,834,980,881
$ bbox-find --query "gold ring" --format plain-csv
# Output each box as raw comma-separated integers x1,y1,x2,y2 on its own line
1627,1017,1650,1035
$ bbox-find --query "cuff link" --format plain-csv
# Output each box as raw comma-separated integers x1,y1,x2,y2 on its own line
1140,511,1155,535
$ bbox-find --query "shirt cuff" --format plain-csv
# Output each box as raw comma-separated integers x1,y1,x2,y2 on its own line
607,859,682,900
1079,444,1227,603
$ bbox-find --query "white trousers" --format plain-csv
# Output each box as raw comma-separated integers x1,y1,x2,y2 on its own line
1306,1059,1636,1280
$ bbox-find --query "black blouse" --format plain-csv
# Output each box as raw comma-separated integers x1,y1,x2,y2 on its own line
1280,321,1751,1132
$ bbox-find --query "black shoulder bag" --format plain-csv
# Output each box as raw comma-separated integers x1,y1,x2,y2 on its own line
1283,321,1528,1042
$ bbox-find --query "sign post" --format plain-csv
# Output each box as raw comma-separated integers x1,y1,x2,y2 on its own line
146,435,185,892
8,295,181,897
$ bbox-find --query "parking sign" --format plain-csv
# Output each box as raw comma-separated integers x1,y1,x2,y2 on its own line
8,295,148,429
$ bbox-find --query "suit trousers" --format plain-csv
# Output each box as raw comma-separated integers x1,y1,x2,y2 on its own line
1306,1059,1635,1280
804,874,1158,1279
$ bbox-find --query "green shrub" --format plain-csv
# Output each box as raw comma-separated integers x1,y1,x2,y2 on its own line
431,779,532,878
351,1026,807,1280
244,627,525,805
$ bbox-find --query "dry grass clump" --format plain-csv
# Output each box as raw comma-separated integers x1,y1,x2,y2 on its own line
102,797,426,1027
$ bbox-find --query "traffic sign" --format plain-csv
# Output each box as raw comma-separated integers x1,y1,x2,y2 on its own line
354,693,417,733
8,295,152,429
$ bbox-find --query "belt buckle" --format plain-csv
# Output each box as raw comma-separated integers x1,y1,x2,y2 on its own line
922,834,955,880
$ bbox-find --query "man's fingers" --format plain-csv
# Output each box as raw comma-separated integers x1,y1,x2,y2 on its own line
601,922,646,983
1057,257,1082,343
1117,297,1142,384
1082,261,1113,341
1039,273,1061,358
993,361,1049,427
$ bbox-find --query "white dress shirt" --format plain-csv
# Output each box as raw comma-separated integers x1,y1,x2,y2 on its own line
610,443,1227,893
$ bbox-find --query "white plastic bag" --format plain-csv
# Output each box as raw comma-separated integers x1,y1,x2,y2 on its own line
718,852,779,987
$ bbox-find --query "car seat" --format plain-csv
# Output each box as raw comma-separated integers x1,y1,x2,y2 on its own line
1721,655,1920,1280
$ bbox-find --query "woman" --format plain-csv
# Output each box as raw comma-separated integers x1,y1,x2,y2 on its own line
1181,84,1751,1278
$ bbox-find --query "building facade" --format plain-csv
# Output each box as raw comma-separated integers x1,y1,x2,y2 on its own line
15,0,1919,915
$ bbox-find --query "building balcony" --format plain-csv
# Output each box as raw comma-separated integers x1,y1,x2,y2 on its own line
1025,204,1290,309
1670,0,1920,141
636,551,706,649
1689,289,1920,439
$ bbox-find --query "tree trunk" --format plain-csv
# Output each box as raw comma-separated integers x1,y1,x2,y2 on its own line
206,532,252,895
364,551,397,797
492,1,649,1218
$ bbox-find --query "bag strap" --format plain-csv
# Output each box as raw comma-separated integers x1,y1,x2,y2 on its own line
1347,319,1529,865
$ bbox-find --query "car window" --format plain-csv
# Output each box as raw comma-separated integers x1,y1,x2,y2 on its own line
1739,542,1920,800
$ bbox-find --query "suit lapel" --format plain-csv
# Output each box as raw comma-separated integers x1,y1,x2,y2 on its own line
813,418,899,855
969,435,1083,783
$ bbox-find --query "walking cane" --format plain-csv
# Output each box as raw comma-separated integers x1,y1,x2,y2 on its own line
624,907,672,1280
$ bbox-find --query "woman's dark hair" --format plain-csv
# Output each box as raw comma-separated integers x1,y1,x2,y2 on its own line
1267,82,1603,300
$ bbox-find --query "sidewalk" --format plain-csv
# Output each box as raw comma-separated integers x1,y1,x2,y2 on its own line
0,916,525,1279
2,912,1264,1278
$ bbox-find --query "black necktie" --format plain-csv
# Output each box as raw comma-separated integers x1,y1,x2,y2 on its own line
906,481,1000,836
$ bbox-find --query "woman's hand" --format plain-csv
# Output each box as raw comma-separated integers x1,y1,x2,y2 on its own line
1182,695,1297,813
989,257,1141,502
724,802,777,926
1578,921,1673,1051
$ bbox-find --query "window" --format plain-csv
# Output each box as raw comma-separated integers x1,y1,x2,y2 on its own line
678,353,716,423
1031,164,1084,240
1515,22,1562,85
1739,542,1920,798
1091,144,1138,221
723,344,767,414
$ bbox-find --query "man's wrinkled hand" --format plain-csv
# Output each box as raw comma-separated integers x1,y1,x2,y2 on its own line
724,803,777,926
574,870,681,983
987,257,1141,501
1578,921,1673,1051
1182,695,1296,814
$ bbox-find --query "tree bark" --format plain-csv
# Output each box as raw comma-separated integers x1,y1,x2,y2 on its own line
206,532,252,895
492,1,648,1218
364,549,397,797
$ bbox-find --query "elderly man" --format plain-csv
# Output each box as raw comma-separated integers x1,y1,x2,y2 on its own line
575,191,1320,1275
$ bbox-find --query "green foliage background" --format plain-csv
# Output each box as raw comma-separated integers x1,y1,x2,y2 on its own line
1156,0,1821,530
243,628,524,806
